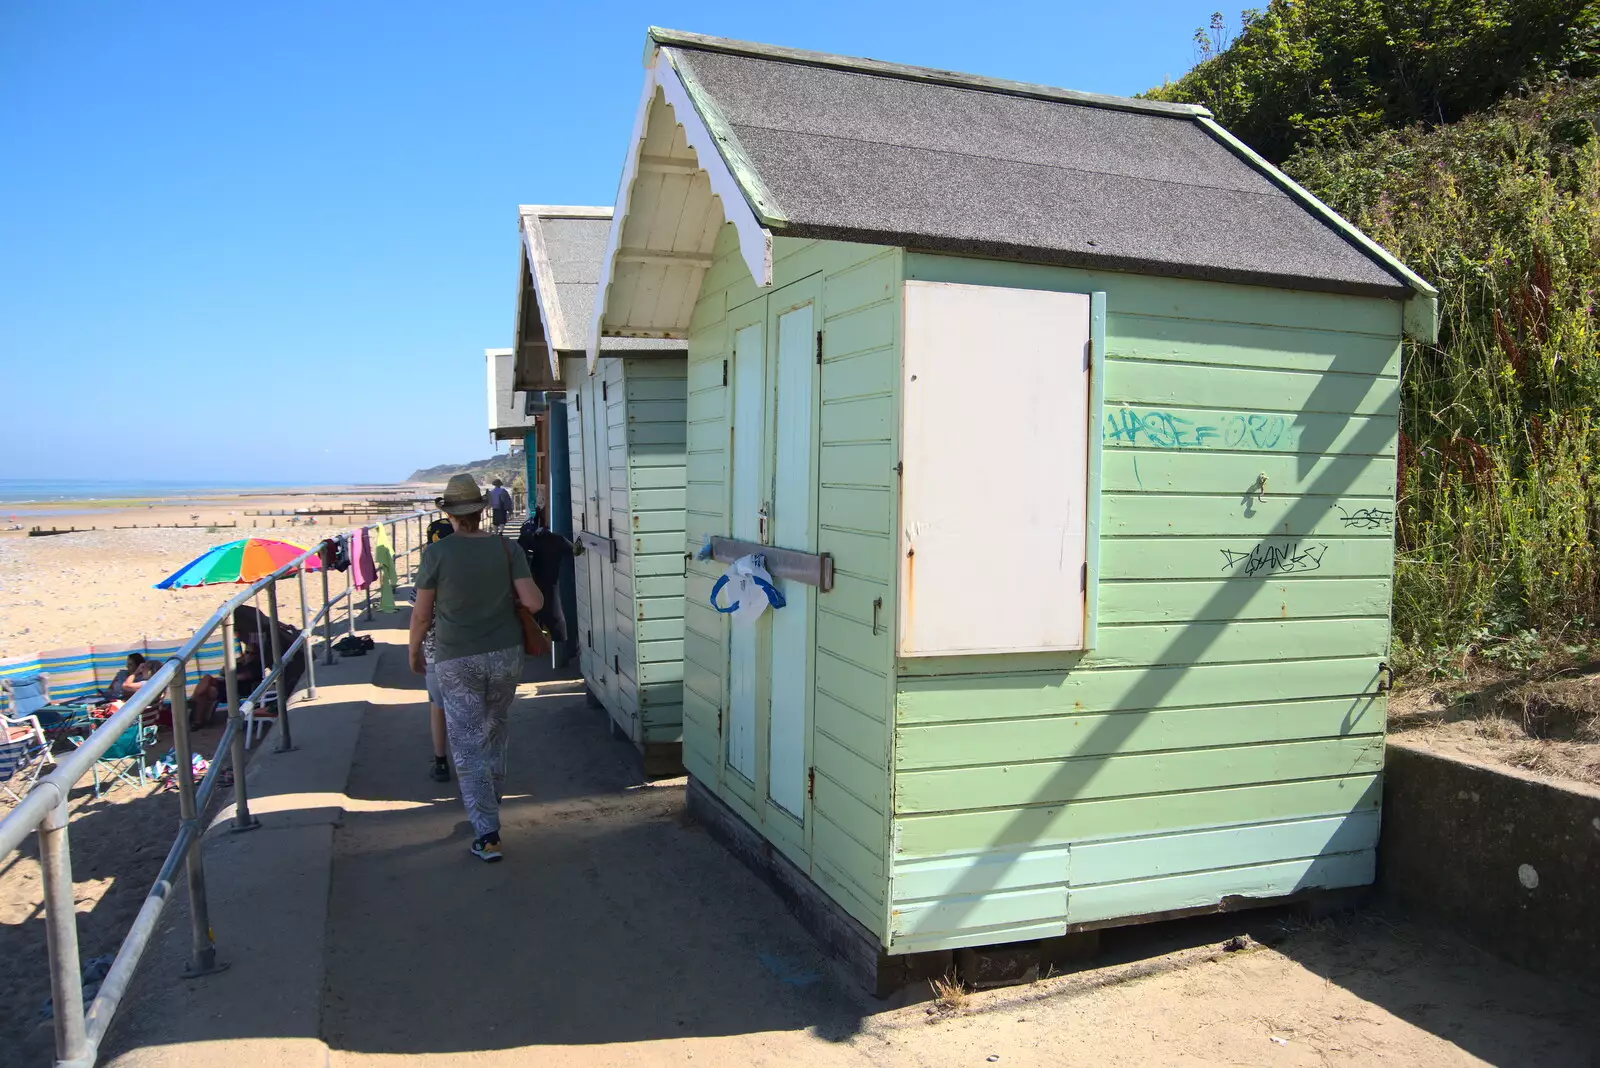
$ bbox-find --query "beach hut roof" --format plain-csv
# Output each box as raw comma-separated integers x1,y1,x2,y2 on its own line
514,205,683,391
590,28,1439,362
486,347,537,442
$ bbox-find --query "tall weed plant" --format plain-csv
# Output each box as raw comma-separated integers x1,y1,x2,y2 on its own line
1289,81,1600,647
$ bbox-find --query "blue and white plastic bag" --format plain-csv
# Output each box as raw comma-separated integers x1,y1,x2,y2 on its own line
709,554,786,626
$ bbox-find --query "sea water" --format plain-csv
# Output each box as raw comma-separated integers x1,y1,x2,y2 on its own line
0,478,319,505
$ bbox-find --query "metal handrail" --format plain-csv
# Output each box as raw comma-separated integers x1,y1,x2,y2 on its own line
0,507,441,1068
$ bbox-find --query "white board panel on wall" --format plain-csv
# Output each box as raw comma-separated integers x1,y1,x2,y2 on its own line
899,281,1091,656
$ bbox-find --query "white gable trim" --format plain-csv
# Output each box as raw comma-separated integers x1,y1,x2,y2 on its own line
517,205,614,384
588,46,774,370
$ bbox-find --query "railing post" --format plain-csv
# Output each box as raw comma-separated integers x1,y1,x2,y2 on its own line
297,568,317,701
41,794,89,1066
167,669,222,976
266,582,294,753
346,567,356,638
222,616,258,833
321,559,335,667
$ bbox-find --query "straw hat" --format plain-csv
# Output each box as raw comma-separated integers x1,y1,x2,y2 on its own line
438,473,487,516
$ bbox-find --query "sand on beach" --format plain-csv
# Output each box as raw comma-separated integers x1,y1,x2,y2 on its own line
0,487,437,661
0,485,439,1056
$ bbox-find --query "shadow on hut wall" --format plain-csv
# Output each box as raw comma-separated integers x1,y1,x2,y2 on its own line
895,331,1395,953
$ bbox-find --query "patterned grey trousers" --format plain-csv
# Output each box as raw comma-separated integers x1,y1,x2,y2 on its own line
433,645,522,838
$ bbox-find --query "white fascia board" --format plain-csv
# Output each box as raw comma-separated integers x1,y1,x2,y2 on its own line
587,46,773,371
1196,116,1439,343
519,213,569,382
484,349,499,433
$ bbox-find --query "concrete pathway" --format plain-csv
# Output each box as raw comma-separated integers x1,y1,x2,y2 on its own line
95,614,1600,1068
321,625,880,1066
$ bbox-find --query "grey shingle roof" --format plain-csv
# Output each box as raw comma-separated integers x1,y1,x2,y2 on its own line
527,213,684,356
666,43,1411,298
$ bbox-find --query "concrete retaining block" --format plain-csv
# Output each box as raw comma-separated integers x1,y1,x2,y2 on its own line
1379,740,1600,989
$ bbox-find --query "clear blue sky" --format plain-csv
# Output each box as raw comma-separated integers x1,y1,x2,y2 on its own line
0,1,1215,484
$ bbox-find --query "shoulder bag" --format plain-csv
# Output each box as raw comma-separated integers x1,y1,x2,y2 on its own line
502,539,551,656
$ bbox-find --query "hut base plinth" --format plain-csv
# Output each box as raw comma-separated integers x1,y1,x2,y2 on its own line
640,742,684,779
688,776,1372,997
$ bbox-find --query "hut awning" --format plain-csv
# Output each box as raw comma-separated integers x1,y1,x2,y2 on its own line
590,28,1438,361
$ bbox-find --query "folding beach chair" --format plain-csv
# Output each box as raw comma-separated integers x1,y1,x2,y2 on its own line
2,674,51,719
0,713,53,803
243,687,283,750
69,703,160,800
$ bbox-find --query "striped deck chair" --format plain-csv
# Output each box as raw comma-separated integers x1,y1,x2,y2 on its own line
1,700,53,803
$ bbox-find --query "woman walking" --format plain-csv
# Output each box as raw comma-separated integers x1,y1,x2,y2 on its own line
409,474,542,862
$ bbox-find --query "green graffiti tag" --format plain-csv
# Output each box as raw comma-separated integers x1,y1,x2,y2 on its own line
1103,408,1300,452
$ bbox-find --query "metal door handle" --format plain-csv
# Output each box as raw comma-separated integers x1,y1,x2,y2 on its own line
757,503,770,545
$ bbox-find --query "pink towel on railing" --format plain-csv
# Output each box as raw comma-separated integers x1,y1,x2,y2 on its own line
350,528,377,590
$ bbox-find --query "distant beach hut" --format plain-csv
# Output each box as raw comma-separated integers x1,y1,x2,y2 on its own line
589,28,1435,990
512,205,689,774
485,347,542,512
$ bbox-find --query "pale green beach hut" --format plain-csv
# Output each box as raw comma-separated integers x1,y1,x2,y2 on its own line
513,205,689,775
589,29,1436,990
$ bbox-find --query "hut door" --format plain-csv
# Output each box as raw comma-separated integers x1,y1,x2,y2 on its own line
726,307,766,788
764,280,820,822
581,373,615,710
725,278,821,827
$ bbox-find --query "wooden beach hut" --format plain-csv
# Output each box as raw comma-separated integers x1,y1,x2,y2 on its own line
589,28,1436,989
513,205,689,774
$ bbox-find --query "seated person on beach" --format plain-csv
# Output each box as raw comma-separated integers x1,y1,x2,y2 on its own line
188,639,264,730
188,606,302,730
101,653,147,701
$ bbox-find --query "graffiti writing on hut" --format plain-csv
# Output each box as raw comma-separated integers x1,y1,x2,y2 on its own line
1104,407,1301,452
1337,505,1394,530
1220,540,1328,577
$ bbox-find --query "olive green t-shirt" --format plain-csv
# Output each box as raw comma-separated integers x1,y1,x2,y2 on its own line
416,534,532,663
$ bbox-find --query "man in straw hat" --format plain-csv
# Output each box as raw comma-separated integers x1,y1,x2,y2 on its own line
409,474,542,862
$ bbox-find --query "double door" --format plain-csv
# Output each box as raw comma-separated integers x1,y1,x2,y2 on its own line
724,277,820,837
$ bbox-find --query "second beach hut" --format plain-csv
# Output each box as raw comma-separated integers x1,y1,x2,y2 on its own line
513,205,689,774
589,29,1436,989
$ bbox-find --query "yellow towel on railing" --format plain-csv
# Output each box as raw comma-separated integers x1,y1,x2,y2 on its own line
371,524,397,613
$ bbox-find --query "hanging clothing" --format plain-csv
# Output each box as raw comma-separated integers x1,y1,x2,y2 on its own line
371,524,397,612
320,534,351,573
350,528,377,590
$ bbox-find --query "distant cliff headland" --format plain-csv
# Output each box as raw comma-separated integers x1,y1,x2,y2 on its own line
408,447,524,485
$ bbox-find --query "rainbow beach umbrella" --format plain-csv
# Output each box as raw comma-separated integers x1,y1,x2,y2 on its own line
154,537,323,589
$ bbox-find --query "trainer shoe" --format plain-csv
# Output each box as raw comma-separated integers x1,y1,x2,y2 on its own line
470,836,502,863
430,757,450,783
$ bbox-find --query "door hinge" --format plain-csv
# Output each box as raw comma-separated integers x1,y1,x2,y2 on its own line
716,710,723,734
601,380,608,401
575,390,582,412
722,359,728,387
613,654,620,674
816,330,823,366
1081,561,1088,590
894,461,903,477
807,767,816,799
586,628,592,649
